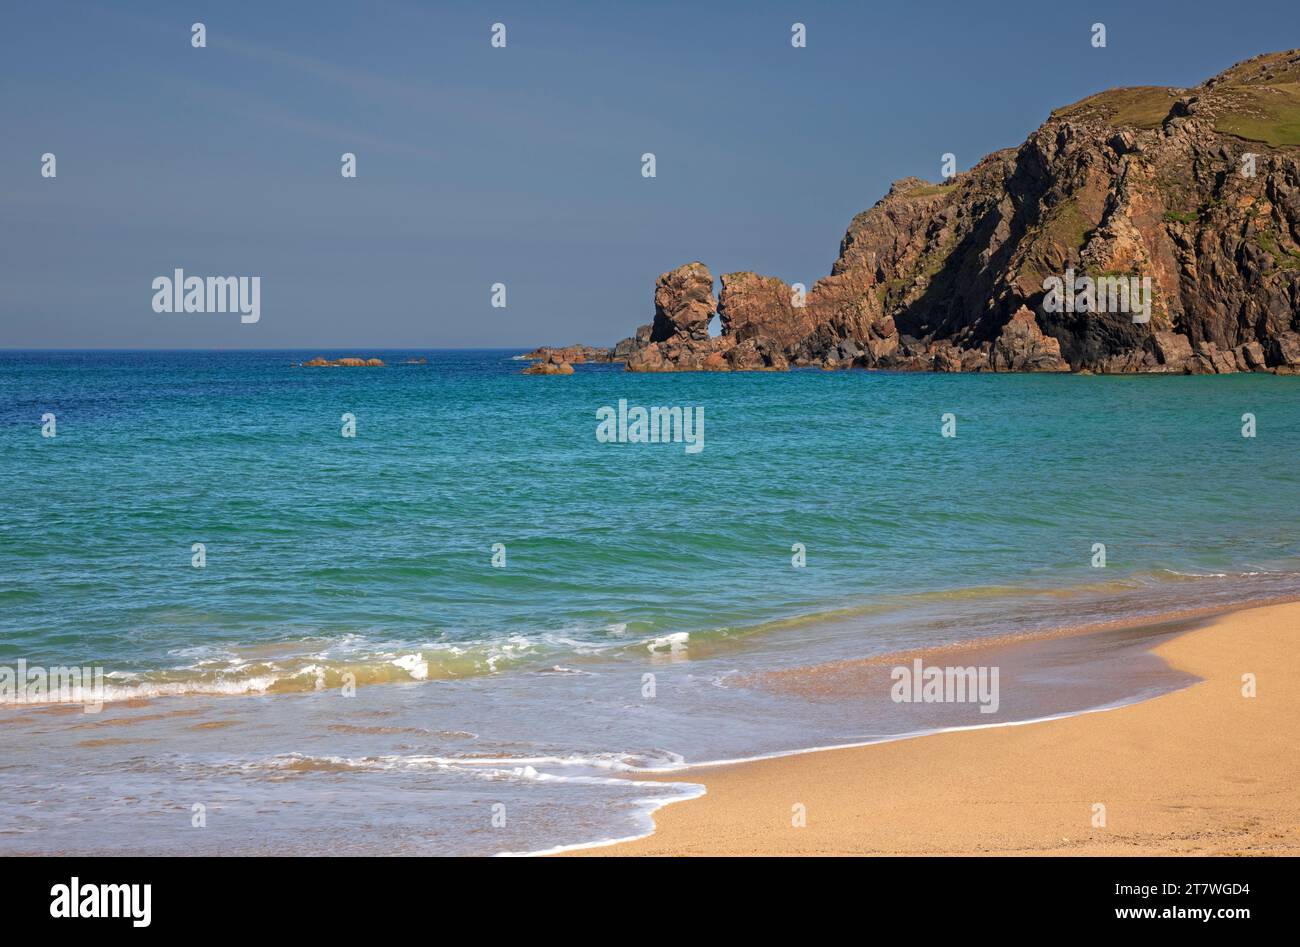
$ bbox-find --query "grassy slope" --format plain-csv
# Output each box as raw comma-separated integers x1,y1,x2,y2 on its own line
1048,51,1300,147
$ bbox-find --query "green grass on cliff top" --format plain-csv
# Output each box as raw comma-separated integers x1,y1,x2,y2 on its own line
1051,86,1181,129
1051,86,1300,148
1212,83,1300,147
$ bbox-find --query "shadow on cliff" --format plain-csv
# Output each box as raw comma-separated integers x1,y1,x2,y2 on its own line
892,141,1147,368
892,150,1044,345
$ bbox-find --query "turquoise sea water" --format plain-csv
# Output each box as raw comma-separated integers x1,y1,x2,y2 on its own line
1,350,1298,854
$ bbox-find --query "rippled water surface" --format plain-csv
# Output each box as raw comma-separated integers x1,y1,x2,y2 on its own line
2,351,1297,853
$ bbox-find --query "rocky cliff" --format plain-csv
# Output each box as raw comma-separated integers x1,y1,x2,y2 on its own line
601,50,1300,374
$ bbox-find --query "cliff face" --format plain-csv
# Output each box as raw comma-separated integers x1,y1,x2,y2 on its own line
610,50,1300,374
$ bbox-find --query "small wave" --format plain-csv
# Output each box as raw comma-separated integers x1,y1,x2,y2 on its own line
0,675,283,707
7,568,1296,710
0,634,555,708
647,632,689,655
1157,568,1282,580
243,749,686,785
389,654,429,680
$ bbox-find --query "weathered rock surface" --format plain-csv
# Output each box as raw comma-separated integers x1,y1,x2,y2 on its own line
989,307,1070,372
300,357,385,367
531,50,1300,375
615,263,789,372
522,353,574,375
520,344,614,364
651,262,717,342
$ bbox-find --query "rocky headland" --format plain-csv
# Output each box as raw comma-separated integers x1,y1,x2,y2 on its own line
531,50,1300,375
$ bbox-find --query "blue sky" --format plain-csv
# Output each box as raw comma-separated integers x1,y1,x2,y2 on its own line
2,0,1297,348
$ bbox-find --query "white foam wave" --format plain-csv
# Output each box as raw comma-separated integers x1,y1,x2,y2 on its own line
647,632,689,655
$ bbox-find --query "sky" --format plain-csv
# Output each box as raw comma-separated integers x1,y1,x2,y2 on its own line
2,0,1297,348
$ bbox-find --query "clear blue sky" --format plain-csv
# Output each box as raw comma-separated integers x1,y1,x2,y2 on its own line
2,0,1296,348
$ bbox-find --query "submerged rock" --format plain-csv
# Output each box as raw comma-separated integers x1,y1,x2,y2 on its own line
521,361,574,375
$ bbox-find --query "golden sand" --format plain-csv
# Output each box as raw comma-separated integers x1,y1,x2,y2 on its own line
574,601,1300,856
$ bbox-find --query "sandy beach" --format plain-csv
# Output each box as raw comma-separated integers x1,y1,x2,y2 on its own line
575,601,1300,856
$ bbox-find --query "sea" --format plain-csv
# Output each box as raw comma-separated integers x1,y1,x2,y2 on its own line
1,349,1297,854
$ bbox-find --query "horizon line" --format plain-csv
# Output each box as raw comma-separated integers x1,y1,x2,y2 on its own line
0,345,603,352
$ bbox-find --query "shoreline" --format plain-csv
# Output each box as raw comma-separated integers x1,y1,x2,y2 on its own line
520,694,1163,858
5,590,1297,856
5,582,1295,714
564,599,1300,856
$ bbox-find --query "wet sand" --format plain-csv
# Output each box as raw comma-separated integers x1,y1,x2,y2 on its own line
574,600,1300,856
